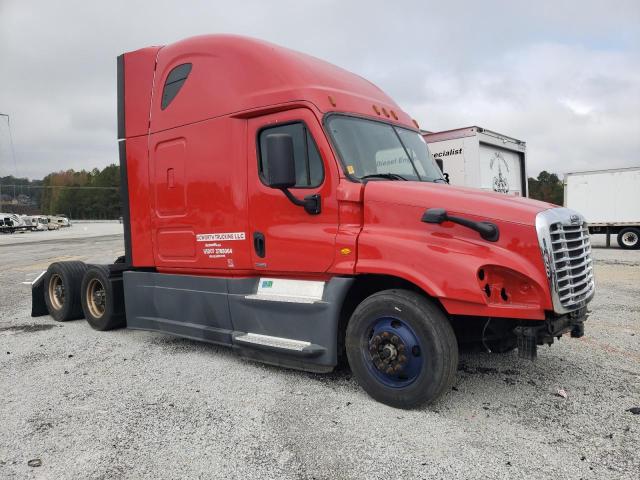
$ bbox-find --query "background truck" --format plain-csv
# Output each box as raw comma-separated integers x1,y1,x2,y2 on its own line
31,35,594,409
564,167,640,249
423,126,528,197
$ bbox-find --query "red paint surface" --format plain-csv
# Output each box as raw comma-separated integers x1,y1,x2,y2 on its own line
121,35,556,320
122,47,160,138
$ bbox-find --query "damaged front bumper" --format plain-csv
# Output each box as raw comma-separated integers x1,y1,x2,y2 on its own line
514,307,588,360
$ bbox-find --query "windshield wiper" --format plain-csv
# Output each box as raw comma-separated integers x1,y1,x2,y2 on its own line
360,173,408,181
433,178,448,184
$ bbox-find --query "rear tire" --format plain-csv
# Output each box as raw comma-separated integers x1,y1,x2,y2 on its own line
345,289,458,409
80,265,126,331
44,261,87,321
617,227,640,250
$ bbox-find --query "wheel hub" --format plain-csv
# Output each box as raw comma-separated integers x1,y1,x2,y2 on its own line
365,317,423,387
92,289,105,307
48,274,65,310
622,231,638,246
86,278,106,318
370,334,407,374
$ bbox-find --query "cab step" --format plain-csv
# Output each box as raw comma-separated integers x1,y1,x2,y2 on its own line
233,332,325,357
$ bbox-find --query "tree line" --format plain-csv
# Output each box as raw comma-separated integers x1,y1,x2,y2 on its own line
2,165,565,219
527,170,564,205
1,164,121,219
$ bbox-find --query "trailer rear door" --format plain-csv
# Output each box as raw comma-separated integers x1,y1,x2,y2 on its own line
478,143,525,196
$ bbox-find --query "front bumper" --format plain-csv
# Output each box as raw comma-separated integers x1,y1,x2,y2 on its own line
513,307,588,360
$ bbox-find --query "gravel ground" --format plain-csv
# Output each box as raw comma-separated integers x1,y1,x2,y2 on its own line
1,225,638,479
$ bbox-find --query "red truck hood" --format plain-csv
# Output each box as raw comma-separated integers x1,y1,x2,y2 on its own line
364,181,555,225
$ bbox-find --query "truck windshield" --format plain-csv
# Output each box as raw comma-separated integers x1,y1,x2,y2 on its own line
325,115,445,183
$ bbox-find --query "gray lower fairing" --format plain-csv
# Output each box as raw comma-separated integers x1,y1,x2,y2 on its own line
122,271,354,372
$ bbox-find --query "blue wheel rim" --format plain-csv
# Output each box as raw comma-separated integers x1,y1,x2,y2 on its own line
363,316,423,388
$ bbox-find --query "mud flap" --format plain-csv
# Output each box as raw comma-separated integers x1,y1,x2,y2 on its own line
31,272,48,317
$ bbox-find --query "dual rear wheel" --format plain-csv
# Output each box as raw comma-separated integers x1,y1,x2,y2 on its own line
44,262,125,330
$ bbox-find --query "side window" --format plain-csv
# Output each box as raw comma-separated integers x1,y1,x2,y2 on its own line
258,122,324,188
161,63,192,110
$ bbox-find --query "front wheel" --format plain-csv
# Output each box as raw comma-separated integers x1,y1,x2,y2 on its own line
345,289,458,409
617,227,640,250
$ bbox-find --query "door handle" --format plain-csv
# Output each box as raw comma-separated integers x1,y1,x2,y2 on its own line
253,232,266,258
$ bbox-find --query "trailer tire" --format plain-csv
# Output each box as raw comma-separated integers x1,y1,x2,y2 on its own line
617,227,640,250
80,265,126,331
345,289,458,409
44,261,88,322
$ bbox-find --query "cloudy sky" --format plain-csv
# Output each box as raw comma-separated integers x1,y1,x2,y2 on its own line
0,0,638,180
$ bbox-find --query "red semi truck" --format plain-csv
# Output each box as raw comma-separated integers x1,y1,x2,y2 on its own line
31,35,595,408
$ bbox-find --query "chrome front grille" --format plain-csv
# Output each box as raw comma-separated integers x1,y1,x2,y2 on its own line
549,222,594,309
536,208,595,314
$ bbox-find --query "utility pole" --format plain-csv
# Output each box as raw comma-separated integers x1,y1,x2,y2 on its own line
0,113,8,210
0,113,17,212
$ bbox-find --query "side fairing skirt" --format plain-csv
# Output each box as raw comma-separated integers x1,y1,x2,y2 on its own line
122,271,353,372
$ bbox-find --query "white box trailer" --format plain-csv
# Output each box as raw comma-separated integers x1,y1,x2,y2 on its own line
564,167,640,249
423,126,528,197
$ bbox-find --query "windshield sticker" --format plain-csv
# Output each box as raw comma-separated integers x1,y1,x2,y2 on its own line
347,165,355,175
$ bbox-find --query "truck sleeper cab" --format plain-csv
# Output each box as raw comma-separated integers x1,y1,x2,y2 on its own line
32,35,594,409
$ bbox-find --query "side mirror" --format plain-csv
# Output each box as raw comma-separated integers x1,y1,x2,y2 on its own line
265,133,296,189
263,132,321,215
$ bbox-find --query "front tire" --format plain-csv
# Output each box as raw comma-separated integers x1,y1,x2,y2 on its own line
44,261,87,321
345,289,458,409
80,265,126,331
617,227,640,250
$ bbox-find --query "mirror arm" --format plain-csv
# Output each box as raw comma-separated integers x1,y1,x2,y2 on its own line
281,188,321,215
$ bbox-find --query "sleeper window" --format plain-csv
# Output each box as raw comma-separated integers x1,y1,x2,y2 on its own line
161,63,192,110
258,123,324,188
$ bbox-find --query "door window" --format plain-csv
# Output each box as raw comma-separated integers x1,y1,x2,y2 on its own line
258,123,324,188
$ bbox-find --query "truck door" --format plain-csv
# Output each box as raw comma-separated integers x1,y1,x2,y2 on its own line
247,108,339,273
